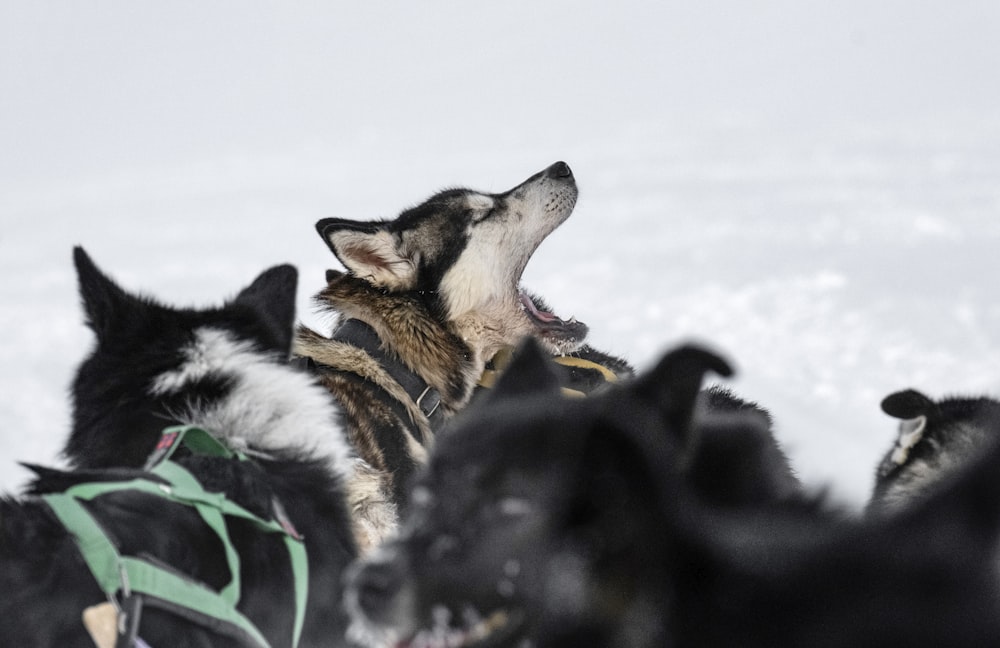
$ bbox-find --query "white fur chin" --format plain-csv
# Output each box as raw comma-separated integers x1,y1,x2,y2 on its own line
151,327,354,482
439,237,515,322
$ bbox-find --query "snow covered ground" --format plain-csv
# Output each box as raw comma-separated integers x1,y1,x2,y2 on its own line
2,3,998,507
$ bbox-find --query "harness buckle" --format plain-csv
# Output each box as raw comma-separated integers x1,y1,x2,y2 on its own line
115,594,145,648
415,385,441,418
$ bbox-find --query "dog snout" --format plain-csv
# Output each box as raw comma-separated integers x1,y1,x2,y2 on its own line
545,161,573,180
348,557,406,624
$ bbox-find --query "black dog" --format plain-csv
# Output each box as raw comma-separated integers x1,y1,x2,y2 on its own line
344,339,1000,647
0,248,358,647
341,338,729,646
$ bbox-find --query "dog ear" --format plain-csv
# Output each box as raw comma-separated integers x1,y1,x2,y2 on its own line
486,337,563,404
879,390,936,470
316,218,416,290
881,389,935,420
562,404,678,582
232,264,298,355
73,246,140,346
633,344,734,444
686,410,800,507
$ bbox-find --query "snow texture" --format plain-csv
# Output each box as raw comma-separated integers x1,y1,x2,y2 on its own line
2,2,999,507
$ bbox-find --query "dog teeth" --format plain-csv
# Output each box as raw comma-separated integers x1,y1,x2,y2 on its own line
407,609,510,648
468,610,509,643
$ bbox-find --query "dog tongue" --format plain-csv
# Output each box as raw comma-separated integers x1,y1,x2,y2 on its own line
518,289,589,353
519,292,561,323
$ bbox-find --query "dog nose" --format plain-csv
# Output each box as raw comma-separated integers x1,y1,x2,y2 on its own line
348,559,404,622
545,161,573,179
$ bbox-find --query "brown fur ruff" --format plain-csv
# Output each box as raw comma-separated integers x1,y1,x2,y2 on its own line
295,331,434,446
307,271,481,412
293,272,483,552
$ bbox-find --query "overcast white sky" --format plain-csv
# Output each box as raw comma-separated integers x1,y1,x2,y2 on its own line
3,1,998,186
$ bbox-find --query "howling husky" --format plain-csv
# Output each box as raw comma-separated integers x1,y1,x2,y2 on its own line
294,161,631,549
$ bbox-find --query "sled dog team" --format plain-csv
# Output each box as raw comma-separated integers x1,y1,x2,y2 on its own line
3,162,999,647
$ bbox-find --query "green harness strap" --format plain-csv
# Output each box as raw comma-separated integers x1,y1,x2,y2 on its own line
43,426,308,648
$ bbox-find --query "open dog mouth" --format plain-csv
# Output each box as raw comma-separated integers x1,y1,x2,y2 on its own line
518,289,589,353
396,608,523,648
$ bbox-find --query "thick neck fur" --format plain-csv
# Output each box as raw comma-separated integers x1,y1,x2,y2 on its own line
153,327,354,483
304,272,481,412
449,303,541,362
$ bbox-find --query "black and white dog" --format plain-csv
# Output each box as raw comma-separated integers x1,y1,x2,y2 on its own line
344,340,1000,647
0,248,359,647
869,388,1000,514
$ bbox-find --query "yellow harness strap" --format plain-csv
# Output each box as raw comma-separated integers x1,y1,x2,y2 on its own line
478,347,619,398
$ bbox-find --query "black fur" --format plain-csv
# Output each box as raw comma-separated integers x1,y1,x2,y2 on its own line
0,248,359,647
347,340,1000,647
5,452,355,648
880,388,937,420
68,247,297,470
871,388,1000,513
691,386,800,507
344,339,733,646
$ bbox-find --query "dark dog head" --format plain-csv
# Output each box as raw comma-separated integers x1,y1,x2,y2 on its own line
314,162,588,358
66,247,350,479
870,388,1000,514
343,338,732,647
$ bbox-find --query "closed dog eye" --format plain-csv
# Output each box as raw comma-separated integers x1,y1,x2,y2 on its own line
465,194,498,223
470,206,498,224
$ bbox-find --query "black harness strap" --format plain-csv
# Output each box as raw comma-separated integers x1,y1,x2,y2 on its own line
330,319,445,429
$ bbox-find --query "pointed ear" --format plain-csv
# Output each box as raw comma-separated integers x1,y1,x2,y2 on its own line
881,389,935,420
486,337,563,405
232,264,298,354
885,414,928,468
633,344,734,444
316,218,416,290
566,402,678,555
73,246,137,345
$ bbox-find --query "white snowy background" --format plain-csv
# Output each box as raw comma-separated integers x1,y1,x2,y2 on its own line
2,2,998,507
